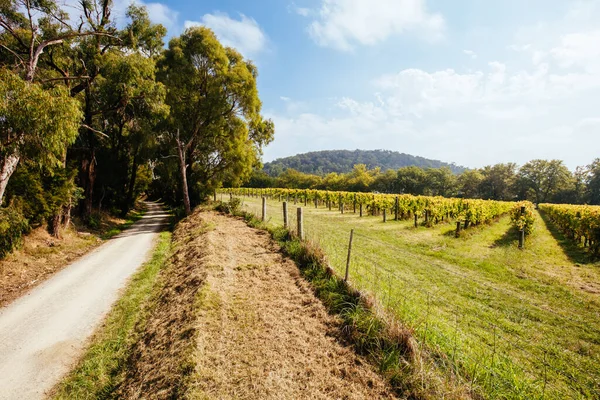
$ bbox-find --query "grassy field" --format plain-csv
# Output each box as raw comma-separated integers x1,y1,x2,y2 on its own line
238,195,600,399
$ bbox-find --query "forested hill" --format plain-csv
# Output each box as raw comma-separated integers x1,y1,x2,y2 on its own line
264,150,465,176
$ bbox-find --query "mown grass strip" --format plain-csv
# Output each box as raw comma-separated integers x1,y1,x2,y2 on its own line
52,231,172,399
219,201,472,400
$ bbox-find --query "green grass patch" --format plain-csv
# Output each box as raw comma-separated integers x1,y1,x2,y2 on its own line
52,231,172,399
236,196,600,399
99,207,147,240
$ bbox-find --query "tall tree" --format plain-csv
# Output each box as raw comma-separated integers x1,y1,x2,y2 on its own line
517,159,572,204
0,69,81,205
157,27,274,215
587,159,600,205
457,169,483,198
479,163,517,200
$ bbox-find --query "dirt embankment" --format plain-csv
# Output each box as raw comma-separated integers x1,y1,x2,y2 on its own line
0,227,100,307
119,210,397,399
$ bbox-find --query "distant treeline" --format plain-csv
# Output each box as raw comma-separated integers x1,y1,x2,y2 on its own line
249,159,600,205
264,149,465,175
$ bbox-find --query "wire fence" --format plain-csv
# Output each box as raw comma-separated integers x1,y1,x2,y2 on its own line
232,193,600,399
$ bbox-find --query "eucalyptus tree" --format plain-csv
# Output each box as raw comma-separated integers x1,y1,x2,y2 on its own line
157,27,274,215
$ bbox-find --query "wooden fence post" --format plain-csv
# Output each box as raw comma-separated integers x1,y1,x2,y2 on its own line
455,221,461,238
395,197,399,221
262,197,266,222
519,229,525,249
297,207,304,240
344,229,354,282
283,202,288,229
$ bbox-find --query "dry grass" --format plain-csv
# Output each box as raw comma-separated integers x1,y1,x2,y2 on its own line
0,226,99,307
188,211,396,399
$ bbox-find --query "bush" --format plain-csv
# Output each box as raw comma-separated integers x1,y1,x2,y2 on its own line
0,205,30,259
215,198,242,215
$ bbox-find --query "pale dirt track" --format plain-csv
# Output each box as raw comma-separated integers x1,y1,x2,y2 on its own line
0,202,167,400
189,212,397,399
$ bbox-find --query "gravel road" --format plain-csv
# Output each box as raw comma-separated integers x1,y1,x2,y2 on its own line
0,202,167,400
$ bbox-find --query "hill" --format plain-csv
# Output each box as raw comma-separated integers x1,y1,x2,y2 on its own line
263,150,465,175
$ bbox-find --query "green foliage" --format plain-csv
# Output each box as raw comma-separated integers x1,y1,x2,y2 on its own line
510,201,536,235
264,150,465,175
540,203,600,256
0,202,29,259
215,198,242,215
153,26,274,210
517,159,573,204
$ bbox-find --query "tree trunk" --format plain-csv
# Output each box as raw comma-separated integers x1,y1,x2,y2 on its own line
80,148,97,219
49,214,62,239
176,134,192,216
0,153,20,206
122,150,139,217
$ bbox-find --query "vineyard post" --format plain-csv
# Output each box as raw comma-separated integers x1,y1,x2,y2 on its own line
279,194,282,202
341,202,345,214
304,196,308,207
262,197,267,222
213,190,216,202
414,214,418,228
344,229,354,282
297,208,304,240
424,209,429,224
359,203,363,217
353,194,357,213
339,194,343,211
519,229,525,249
294,195,297,204
383,209,387,223
283,202,288,229
328,199,331,211
455,221,461,238
395,197,399,221
315,197,318,209
519,206,526,249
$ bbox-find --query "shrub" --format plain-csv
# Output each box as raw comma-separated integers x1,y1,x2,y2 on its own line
0,205,30,259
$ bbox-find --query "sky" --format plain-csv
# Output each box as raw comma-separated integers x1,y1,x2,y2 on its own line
108,0,600,170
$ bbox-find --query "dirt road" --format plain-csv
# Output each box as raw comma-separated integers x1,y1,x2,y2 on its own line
0,202,167,400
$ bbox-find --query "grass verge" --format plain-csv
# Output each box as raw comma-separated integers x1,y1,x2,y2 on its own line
51,230,172,399
222,202,473,399
236,195,600,399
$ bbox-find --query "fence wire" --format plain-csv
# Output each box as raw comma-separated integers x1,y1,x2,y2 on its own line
228,193,599,399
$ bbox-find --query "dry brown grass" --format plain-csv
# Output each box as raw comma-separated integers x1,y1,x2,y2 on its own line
189,211,396,399
0,226,100,307
117,209,398,399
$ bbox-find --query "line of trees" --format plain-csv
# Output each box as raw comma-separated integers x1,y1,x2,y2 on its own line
248,159,600,205
0,1,273,248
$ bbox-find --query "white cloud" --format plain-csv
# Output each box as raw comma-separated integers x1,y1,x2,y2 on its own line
463,49,477,59
304,0,444,51
550,30,600,72
265,42,600,168
110,0,179,30
184,13,267,57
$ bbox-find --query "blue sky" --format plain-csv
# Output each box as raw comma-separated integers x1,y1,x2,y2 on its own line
111,0,600,169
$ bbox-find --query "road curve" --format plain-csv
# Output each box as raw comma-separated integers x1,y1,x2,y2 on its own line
0,202,168,400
